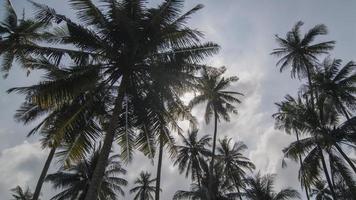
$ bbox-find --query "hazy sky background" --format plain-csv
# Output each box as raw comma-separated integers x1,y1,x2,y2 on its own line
1,0,356,199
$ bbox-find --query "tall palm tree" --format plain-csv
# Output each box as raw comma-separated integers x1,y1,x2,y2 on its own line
4,1,219,200
217,137,255,200
274,95,312,199
130,171,156,200
174,129,211,186
46,148,127,200
271,21,336,199
10,186,35,200
189,66,242,198
243,173,300,200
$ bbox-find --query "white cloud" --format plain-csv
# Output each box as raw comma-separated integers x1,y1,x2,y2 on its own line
0,141,48,199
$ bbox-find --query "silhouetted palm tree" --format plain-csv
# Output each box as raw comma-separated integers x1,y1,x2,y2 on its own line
46,148,127,200
10,186,35,200
310,180,333,200
130,171,156,200
217,137,255,200
271,21,334,92
174,129,211,186
12,1,219,199
173,160,239,200
243,173,300,200
8,57,105,200
0,0,48,78
189,66,242,198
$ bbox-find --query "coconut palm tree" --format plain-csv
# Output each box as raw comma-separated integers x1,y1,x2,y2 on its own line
0,0,48,78
174,129,211,186
173,160,239,200
274,95,312,199
46,148,127,200
10,1,219,200
189,66,242,197
8,57,105,200
271,21,334,94
216,137,255,200
243,173,300,200
10,186,35,200
130,171,156,200
312,58,356,120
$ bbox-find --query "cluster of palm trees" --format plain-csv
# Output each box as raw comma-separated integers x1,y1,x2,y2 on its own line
2,0,355,200
272,22,356,199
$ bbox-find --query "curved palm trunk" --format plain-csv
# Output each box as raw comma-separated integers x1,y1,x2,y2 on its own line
295,131,310,200
318,146,337,199
84,94,124,200
208,109,218,200
155,137,163,200
32,146,56,200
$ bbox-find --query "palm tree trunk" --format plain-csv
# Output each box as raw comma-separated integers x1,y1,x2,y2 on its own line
208,109,218,200
84,94,124,200
295,131,310,200
155,137,163,200
32,146,56,200
333,143,356,174
318,146,337,199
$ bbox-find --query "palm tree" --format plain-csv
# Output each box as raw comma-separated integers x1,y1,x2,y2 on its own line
3,1,219,199
46,148,127,200
274,95,312,199
312,58,356,120
243,173,300,200
174,129,211,186
0,0,47,78
271,21,334,98
10,186,35,200
130,171,156,200
8,57,105,200
217,137,255,200
271,21,336,199
189,66,242,197
173,160,239,200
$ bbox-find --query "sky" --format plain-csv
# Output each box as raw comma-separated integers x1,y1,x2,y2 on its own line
1,0,356,199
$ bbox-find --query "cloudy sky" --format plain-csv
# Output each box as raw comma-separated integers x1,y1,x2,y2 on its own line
1,0,356,199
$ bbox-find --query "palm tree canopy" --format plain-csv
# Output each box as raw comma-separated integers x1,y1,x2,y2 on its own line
2,0,220,163
189,66,242,124
0,0,49,78
45,148,127,200
244,173,300,200
312,57,356,113
271,21,335,79
174,129,211,180
130,171,156,200
217,137,255,187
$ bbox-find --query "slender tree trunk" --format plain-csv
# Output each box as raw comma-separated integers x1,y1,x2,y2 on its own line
155,138,164,200
318,146,337,199
84,94,124,200
295,131,310,200
208,109,218,200
32,147,56,200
